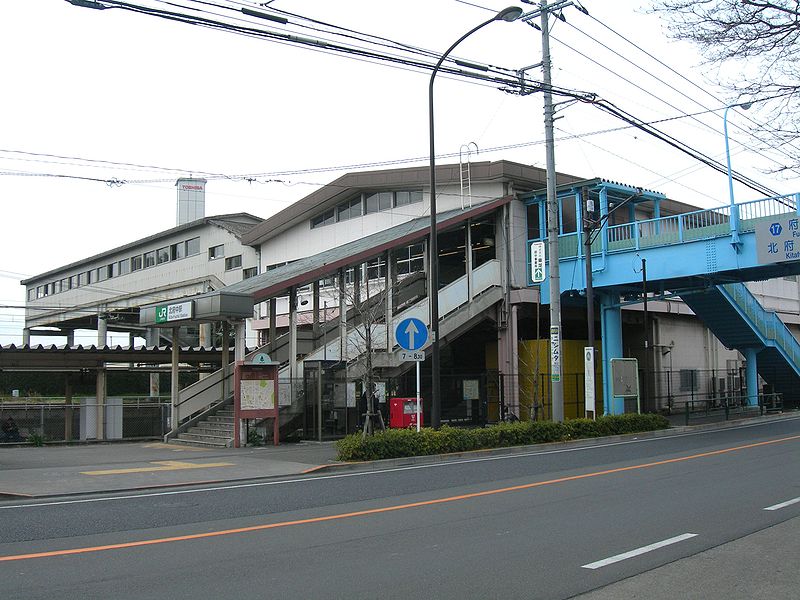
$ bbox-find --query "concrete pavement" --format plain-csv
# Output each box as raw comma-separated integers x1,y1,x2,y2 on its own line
1,411,797,499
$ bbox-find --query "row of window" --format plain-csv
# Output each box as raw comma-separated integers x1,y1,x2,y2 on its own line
28,238,257,300
310,190,423,229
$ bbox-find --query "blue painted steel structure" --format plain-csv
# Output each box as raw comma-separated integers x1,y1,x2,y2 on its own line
523,180,800,413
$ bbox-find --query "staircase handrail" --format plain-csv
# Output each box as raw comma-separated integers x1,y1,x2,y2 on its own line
719,282,800,366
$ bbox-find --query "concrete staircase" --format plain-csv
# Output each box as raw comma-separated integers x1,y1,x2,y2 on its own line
171,407,234,448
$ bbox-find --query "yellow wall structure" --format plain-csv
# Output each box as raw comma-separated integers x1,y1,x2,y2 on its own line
519,340,603,420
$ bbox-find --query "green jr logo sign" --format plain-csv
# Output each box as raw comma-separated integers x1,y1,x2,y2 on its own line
155,301,193,324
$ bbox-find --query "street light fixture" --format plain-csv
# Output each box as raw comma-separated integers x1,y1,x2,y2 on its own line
428,6,523,429
723,101,752,247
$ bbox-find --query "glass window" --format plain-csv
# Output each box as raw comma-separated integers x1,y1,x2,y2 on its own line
78,272,88,286
311,208,335,229
397,243,424,275
109,263,118,278
366,257,386,280
156,246,170,265
70,275,79,289
225,255,242,270
143,251,156,268
86,270,94,284
171,242,185,261
118,259,130,276
131,255,143,272
527,203,542,240
53,280,62,294
61,278,70,291
96,267,108,282
243,267,258,279
186,237,200,256
28,288,35,302
208,245,224,260
337,197,363,222
365,191,392,214
395,190,422,207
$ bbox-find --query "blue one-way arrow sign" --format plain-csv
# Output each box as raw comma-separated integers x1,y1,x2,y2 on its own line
395,317,428,351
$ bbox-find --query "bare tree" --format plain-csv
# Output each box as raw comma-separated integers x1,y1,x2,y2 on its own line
650,0,800,172
340,268,387,437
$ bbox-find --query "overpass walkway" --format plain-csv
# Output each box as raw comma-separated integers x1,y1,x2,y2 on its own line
533,188,800,413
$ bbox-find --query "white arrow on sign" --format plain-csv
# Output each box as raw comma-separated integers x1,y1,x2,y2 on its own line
405,319,419,351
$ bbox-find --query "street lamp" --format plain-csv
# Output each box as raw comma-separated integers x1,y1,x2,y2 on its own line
723,101,752,247
428,6,523,429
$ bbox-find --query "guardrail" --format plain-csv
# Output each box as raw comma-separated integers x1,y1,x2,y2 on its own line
676,392,783,426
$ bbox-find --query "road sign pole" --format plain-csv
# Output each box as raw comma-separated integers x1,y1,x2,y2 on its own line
416,361,421,432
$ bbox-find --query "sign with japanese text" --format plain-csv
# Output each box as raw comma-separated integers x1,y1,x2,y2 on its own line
530,241,546,283
756,216,800,264
155,301,193,324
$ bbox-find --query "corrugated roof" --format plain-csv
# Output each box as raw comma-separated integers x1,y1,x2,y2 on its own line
21,213,263,285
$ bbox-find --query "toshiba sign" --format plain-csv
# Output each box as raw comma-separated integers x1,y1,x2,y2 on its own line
181,184,203,191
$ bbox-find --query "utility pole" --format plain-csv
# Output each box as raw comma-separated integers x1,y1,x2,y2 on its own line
541,0,563,422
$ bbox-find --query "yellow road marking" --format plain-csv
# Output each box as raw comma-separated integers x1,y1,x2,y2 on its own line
81,461,235,476
3,433,798,563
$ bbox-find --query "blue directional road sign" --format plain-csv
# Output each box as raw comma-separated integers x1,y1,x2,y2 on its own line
395,318,428,351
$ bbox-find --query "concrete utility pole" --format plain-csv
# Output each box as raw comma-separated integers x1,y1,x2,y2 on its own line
541,0,563,422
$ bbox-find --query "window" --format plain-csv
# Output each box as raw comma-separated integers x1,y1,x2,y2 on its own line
225,255,242,270
366,257,386,280
395,190,422,207
78,272,88,286
243,266,258,279
311,208,335,229
208,245,224,260
109,263,118,278
70,275,79,289
365,191,392,214
118,259,130,276
397,243,424,275
171,241,185,261
28,288,35,302
143,251,156,268
131,255,143,272
156,246,170,265
96,267,108,282
186,237,200,256
337,197,362,222
86,270,94,284
61,278,70,291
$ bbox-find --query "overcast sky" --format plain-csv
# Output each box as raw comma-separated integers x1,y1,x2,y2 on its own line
2,0,798,346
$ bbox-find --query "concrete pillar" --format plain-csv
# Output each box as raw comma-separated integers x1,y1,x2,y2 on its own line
146,328,160,398
95,367,106,441
97,315,107,347
744,347,759,407
221,321,230,404
170,326,180,431
64,373,73,441
199,323,212,349
66,330,75,347
234,320,246,362
508,304,520,417
128,332,136,349
466,217,474,299
22,327,31,346
600,292,623,415
386,250,395,352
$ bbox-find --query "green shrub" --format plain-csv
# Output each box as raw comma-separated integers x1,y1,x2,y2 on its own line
335,413,671,462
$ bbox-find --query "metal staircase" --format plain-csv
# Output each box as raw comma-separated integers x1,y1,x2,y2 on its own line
680,282,800,406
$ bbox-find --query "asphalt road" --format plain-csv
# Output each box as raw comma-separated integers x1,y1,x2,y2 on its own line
2,417,800,599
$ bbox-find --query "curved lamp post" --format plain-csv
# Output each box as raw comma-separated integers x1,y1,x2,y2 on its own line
723,101,752,247
428,6,523,429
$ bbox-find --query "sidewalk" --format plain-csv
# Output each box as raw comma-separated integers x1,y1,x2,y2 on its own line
1,411,797,499
0,440,341,498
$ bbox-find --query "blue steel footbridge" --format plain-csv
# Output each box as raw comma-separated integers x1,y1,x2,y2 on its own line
525,181,800,414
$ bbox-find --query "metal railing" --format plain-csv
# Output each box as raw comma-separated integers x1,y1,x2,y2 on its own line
676,392,783,426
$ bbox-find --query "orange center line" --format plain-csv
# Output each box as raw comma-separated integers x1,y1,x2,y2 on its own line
2,433,798,563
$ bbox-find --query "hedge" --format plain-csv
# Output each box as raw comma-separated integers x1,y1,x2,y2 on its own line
335,413,670,462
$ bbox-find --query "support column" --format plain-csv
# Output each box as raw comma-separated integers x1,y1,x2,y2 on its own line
199,323,212,349
289,287,298,380
268,298,277,353
508,304,520,417
97,314,107,347
312,281,321,339
339,269,348,361
170,326,180,431
95,367,106,440
22,327,31,345
64,373,73,441
386,250,395,352
466,217,474,300
146,328,160,398
66,330,75,347
234,320,246,363
221,321,230,404
744,347,759,407
600,292,623,415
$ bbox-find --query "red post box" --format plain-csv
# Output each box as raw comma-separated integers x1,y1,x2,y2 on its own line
389,397,423,429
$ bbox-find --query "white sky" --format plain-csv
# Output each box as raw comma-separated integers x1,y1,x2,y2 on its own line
2,0,798,345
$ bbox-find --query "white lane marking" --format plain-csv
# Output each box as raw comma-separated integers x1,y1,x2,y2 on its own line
764,496,800,511
2,416,798,511
581,533,698,570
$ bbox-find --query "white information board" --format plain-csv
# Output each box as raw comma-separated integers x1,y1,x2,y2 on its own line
241,379,275,411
